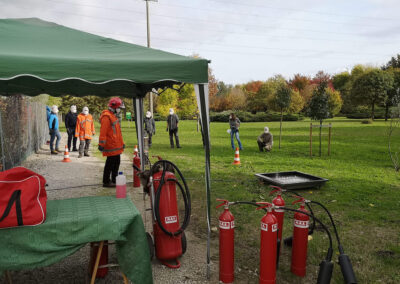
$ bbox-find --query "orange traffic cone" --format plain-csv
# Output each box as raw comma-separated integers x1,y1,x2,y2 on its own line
232,147,241,165
62,145,71,162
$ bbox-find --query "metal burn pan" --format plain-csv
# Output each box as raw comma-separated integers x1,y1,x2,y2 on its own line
255,171,328,190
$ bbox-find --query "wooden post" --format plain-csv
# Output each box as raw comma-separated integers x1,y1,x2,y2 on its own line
328,123,332,156
90,241,104,284
5,270,12,284
310,123,312,157
319,120,322,157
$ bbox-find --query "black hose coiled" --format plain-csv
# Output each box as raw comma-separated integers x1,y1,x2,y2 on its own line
150,160,191,237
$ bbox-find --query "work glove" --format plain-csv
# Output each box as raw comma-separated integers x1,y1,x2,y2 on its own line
98,145,104,152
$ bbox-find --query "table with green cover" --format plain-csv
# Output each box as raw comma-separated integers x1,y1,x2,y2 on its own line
0,196,153,284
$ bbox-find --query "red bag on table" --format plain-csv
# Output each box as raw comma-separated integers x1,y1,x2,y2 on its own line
0,167,47,229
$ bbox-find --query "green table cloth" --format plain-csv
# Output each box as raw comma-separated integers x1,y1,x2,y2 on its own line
0,196,152,284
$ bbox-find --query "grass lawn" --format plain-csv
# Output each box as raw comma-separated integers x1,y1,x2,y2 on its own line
115,117,400,283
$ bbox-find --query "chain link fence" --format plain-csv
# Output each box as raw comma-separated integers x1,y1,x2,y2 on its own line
0,94,49,171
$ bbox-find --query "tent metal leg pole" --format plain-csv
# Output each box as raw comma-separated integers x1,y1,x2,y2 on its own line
194,84,211,279
134,97,145,171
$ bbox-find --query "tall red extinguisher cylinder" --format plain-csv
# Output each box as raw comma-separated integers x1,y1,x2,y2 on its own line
291,198,310,277
216,199,235,284
152,170,182,262
270,186,285,248
257,202,278,284
133,151,141,188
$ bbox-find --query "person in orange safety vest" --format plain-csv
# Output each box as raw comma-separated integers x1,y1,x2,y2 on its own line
98,98,125,188
75,106,95,158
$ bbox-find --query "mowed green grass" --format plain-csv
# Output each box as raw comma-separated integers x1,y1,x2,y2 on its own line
119,118,400,283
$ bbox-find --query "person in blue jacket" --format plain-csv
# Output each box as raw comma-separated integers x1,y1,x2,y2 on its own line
48,105,61,155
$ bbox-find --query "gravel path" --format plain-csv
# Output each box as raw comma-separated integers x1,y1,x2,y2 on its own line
6,132,219,284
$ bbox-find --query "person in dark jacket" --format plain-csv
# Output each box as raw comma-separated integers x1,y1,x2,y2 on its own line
65,105,78,152
144,111,156,147
167,108,180,148
48,105,61,155
257,126,273,152
229,113,242,150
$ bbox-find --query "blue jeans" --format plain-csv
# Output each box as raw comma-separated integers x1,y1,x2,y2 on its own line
230,129,242,150
50,129,61,151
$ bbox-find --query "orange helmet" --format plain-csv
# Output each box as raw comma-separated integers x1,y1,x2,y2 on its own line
108,97,125,109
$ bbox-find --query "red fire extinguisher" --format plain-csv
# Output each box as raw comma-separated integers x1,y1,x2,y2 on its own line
216,199,235,284
270,186,285,250
89,241,108,278
133,151,141,188
148,160,191,268
291,197,310,277
256,202,278,284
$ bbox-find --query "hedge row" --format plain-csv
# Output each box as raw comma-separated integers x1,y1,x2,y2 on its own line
210,111,304,122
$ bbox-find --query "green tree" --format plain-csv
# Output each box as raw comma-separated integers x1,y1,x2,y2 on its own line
308,80,330,156
288,89,305,114
156,88,178,117
176,84,197,119
326,88,343,116
270,84,292,148
352,69,394,120
385,68,400,120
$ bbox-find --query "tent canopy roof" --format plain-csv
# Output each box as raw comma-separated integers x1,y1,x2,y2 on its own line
0,18,209,97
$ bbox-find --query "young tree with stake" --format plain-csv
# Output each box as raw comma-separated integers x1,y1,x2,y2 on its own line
308,80,330,156
273,84,292,149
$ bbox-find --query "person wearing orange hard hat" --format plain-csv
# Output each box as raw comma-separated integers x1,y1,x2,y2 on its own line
75,106,95,158
98,97,125,188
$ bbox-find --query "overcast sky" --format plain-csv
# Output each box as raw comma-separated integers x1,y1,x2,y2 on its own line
1,0,399,84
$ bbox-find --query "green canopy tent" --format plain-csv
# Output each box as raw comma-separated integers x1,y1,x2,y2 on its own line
0,18,212,277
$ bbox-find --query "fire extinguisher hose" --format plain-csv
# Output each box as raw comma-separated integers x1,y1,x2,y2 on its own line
232,201,333,262
150,160,191,237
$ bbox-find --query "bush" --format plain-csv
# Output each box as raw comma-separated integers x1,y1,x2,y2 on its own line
345,106,385,119
209,111,303,122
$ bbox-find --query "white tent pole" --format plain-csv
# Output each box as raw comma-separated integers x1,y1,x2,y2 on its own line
134,97,145,171
194,83,211,279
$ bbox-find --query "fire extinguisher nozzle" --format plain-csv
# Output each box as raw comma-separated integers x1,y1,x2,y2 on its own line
316,260,334,284
338,253,357,284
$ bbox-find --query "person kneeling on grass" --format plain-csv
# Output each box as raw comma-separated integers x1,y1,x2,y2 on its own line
257,126,273,152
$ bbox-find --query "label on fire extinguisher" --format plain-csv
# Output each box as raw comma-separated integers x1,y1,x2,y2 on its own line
219,220,235,229
165,215,177,224
272,223,278,232
294,219,309,228
261,222,268,231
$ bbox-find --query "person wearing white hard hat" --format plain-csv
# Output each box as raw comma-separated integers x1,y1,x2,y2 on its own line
48,105,61,155
65,105,78,152
166,108,180,148
75,106,95,158
257,126,273,152
144,111,156,147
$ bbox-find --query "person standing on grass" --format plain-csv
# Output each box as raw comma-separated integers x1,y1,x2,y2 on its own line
65,105,78,152
75,106,95,158
99,97,125,188
48,105,61,155
257,126,273,152
167,108,181,148
229,113,242,150
144,111,155,147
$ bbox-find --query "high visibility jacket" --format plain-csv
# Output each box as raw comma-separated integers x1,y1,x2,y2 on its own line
75,113,95,141
99,110,124,157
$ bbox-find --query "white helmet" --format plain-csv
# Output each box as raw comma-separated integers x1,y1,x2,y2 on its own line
169,108,174,115
82,106,89,115
146,111,152,118
70,105,77,113
264,126,269,133
51,105,59,114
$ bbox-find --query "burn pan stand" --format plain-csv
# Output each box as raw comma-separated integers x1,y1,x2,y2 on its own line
255,171,328,190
